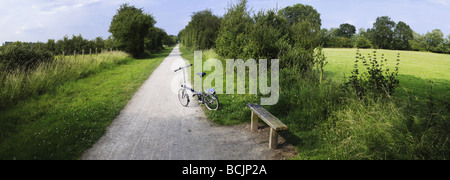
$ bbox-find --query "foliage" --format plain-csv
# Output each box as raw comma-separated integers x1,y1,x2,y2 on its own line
179,9,221,50
335,23,356,38
109,3,156,58
0,42,54,71
410,29,450,54
367,16,396,49
53,34,111,55
392,21,413,50
346,50,400,98
278,3,321,28
355,37,373,49
244,10,286,60
277,4,322,72
215,0,253,59
145,27,168,52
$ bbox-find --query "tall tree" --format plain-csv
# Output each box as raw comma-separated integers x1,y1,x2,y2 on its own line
335,23,356,38
180,9,221,50
392,21,413,50
425,29,444,50
215,0,252,59
368,16,396,49
278,3,321,29
109,3,155,58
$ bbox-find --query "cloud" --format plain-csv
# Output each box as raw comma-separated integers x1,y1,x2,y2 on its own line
428,0,449,5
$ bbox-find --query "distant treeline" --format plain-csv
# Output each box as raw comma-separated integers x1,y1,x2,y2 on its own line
179,2,450,55
321,17,450,54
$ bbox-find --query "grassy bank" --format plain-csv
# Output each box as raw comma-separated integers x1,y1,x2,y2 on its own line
180,46,449,159
0,47,173,159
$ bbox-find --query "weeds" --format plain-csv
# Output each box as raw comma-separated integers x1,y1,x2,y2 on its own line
345,49,400,99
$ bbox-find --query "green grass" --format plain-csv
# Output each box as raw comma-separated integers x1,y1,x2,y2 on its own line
180,46,449,160
0,47,173,159
323,48,450,98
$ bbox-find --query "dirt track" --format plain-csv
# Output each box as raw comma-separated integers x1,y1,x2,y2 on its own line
81,45,295,160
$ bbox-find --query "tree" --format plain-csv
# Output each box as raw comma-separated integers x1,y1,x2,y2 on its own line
245,9,285,60
392,21,413,50
180,9,221,50
335,23,356,38
145,27,167,52
277,3,322,71
355,37,372,49
109,3,156,58
215,0,252,59
425,29,444,51
278,3,321,29
368,16,396,49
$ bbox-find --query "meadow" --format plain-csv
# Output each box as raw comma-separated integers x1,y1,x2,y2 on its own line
181,46,449,159
0,48,173,159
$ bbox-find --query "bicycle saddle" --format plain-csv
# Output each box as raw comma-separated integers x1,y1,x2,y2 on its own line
197,72,206,77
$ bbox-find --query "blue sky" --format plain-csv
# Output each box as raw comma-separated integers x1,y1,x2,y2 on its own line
0,0,449,44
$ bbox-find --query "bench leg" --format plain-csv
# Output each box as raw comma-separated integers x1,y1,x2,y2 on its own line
251,111,258,132
269,128,278,149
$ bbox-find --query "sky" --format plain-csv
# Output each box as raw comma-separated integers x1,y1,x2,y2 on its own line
0,0,449,44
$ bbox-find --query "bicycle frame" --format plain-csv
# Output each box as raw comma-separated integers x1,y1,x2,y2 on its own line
175,64,219,110
174,64,215,97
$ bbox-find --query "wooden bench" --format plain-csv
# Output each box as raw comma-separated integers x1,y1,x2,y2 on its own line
247,103,288,149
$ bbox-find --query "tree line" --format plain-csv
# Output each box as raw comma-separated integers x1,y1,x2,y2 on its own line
321,16,450,54
180,1,450,56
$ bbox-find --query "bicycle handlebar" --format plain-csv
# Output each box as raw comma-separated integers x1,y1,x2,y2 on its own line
174,64,193,72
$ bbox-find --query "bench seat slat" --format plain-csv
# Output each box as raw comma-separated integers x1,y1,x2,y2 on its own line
247,103,288,131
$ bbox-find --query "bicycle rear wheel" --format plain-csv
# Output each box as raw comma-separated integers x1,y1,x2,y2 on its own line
204,94,219,110
178,88,189,107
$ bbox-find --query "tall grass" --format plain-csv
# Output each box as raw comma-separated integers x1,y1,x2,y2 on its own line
0,51,132,110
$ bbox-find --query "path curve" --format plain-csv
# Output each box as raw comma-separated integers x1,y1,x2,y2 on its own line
81,45,292,160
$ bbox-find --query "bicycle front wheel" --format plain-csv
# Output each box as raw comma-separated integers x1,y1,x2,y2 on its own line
178,88,190,107
204,94,219,110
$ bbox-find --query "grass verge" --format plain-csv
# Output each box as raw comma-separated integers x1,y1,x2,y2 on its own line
0,47,173,159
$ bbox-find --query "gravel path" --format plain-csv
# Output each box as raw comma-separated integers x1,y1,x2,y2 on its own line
81,45,294,160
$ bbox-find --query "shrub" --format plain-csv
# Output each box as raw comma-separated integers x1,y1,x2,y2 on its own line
0,42,54,71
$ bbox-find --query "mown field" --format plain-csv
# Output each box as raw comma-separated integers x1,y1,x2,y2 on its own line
0,47,173,160
181,46,449,160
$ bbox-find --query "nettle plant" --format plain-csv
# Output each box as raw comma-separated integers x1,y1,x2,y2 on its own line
346,49,400,98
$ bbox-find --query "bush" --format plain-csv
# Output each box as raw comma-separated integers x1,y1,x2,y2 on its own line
0,42,54,71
